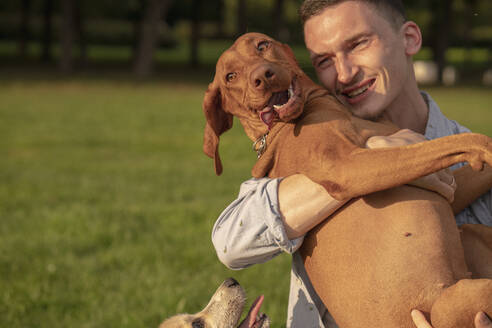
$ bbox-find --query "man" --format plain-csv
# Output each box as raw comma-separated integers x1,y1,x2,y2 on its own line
211,1,492,327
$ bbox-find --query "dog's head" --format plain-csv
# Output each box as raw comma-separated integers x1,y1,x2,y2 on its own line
203,33,310,175
160,278,269,328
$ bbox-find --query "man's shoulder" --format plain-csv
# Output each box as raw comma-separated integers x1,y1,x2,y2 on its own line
422,91,471,140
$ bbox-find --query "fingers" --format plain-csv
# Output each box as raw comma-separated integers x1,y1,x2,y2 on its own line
387,129,427,143
434,168,456,202
435,168,454,186
407,174,455,202
365,130,427,148
411,309,433,328
475,312,492,328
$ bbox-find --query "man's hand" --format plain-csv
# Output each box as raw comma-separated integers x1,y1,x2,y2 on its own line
411,309,492,328
366,129,457,202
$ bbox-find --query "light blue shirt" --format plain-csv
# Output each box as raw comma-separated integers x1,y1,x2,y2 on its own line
211,92,492,327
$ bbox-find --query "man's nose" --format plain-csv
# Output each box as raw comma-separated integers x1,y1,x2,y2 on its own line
251,65,276,90
335,55,358,85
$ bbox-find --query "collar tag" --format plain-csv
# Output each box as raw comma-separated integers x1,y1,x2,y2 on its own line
253,133,269,158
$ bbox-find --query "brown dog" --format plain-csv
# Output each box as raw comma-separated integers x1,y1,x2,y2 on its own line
203,32,492,328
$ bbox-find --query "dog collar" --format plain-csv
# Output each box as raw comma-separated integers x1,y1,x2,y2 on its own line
253,132,269,158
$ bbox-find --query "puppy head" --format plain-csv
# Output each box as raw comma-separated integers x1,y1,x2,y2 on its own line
203,32,308,175
160,278,246,328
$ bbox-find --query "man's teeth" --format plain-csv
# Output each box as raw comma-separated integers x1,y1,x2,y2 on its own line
347,84,370,98
273,104,283,110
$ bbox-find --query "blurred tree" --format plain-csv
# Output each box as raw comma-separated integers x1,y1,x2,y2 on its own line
60,0,75,73
1,0,489,76
190,0,201,67
41,0,53,62
59,0,86,73
74,1,87,66
217,0,225,37
272,0,287,41
462,0,478,64
134,0,173,77
429,0,453,83
237,0,247,36
18,0,31,59
130,0,145,65
168,0,225,66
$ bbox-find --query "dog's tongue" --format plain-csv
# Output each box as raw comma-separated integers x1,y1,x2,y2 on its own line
260,108,275,128
238,295,267,328
250,295,264,318
246,295,264,328
260,90,290,128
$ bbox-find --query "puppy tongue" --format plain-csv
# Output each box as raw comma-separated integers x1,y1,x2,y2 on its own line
247,295,264,327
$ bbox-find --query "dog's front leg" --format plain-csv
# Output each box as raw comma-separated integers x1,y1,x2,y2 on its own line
300,132,492,201
451,164,492,214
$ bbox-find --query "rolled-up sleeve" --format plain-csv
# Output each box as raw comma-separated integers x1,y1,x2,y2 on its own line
456,189,492,226
212,177,304,270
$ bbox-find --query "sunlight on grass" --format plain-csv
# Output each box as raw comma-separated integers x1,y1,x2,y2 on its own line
0,76,491,328
0,80,289,328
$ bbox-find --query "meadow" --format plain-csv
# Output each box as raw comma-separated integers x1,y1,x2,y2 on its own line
1,43,491,327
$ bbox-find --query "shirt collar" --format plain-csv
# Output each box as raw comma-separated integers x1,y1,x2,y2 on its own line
422,91,444,140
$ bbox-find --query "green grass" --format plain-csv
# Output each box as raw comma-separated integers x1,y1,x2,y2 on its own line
0,72,491,328
0,77,290,328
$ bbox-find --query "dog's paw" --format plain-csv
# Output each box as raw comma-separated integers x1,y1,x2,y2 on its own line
249,313,270,328
256,314,270,328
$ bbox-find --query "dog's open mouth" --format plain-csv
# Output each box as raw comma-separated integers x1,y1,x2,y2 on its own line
241,295,269,328
259,76,301,128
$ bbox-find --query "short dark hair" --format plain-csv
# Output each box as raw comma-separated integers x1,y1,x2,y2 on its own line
299,0,406,29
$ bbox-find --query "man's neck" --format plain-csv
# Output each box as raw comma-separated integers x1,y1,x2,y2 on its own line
383,82,429,134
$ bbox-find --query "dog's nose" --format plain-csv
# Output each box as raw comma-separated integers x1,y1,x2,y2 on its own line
251,65,276,90
224,278,240,287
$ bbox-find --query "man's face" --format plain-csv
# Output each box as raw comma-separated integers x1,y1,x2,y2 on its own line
304,1,411,120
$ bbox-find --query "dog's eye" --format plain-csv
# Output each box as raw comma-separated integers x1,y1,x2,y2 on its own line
191,319,204,328
257,40,271,52
226,72,237,82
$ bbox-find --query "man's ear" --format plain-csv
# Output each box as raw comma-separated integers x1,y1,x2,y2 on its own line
202,82,233,175
402,21,422,56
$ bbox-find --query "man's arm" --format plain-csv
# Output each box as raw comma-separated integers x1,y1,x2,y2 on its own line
212,130,479,268
279,174,346,239
211,178,304,269
279,130,459,239
278,171,454,240
368,130,492,216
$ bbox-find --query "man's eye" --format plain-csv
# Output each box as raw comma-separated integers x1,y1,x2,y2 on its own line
353,39,368,50
317,58,333,68
257,41,271,51
226,72,237,82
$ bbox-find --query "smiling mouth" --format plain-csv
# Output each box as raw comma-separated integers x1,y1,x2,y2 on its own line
342,79,375,99
259,76,300,128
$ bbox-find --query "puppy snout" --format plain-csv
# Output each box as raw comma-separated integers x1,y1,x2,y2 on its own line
224,277,240,288
251,65,276,90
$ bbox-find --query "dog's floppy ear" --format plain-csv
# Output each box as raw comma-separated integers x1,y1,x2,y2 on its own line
203,82,233,175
